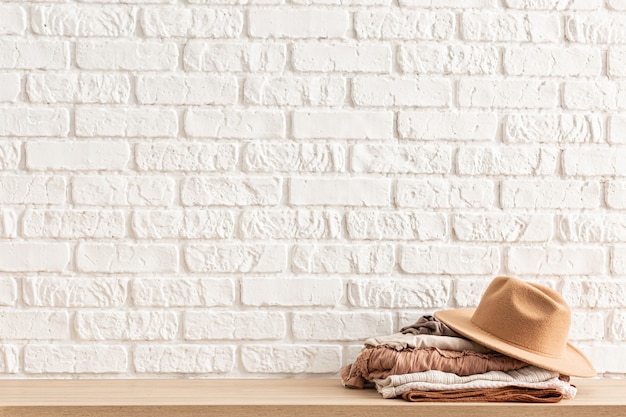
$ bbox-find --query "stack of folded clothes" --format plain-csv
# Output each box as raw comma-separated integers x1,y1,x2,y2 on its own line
341,276,596,403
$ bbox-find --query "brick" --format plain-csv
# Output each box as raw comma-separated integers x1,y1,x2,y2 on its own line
0,142,19,170
508,246,605,275
578,344,626,373
0,345,18,373
0,176,65,205
244,77,345,106
501,180,601,209
567,15,626,43
505,46,601,76
0,108,69,137
396,179,495,208
292,43,391,73
184,244,287,273
351,144,451,174
188,0,279,3
462,12,560,42
185,109,285,139
293,244,394,274
457,146,558,175
559,214,626,243
249,9,348,38
459,79,558,109
136,75,237,105
291,178,390,206
349,278,451,308
504,113,603,143
400,245,500,275
136,142,237,172
81,0,174,2
181,177,281,206
398,111,497,141
609,311,626,340
76,312,178,341
76,107,178,138
242,278,342,306
347,211,447,240
0,209,16,238
610,47,626,77
22,209,125,238
607,181,626,209
0,311,68,340
0,73,19,102
564,81,626,110
612,247,626,274
134,345,234,373
23,277,127,307
32,5,136,36
76,40,178,70
569,311,604,341
0,278,16,306
0,5,26,35
398,44,497,74
184,41,285,72
0,40,69,69
241,345,340,373
293,111,393,140
562,280,626,308
25,345,127,374
0,243,69,272
355,11,454,40
26,141,130,170
352,77,451,107
454,213,553,242
27,73,130,104
132,209,234,239
184,311,286,340
293,312,393,341
564,148,626,176
608,0,626,10
243,143,345,173
241,209,341,239
400,0,493,6
72,175,175,206
76,243,178,273
141,8,242,37
131,278,234,307
453,279,491,308
504,0,600,9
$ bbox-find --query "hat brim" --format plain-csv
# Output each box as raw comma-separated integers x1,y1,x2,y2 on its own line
435,309,596,378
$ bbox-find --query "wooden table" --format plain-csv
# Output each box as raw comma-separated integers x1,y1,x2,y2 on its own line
0,378,624,417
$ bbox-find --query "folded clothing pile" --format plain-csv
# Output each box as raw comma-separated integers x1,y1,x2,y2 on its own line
341,315,575,402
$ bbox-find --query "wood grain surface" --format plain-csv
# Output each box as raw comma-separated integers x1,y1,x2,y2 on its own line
0,378,624,417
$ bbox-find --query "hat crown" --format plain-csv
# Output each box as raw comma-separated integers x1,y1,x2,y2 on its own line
470,277,571,357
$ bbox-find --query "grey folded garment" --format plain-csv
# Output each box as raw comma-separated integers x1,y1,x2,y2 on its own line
400,315,462,338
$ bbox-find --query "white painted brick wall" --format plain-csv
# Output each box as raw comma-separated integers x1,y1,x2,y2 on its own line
0,0,624,379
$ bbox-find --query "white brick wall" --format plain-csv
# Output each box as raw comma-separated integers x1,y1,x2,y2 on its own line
0,0,624,379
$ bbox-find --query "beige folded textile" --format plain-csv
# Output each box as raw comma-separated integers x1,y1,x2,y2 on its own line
375,366,577,399
401,386,563,403
364,333,493,353
341,346,528,389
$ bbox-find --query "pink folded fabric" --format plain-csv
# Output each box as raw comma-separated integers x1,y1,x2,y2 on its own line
342,346,528,389
401,386,564,403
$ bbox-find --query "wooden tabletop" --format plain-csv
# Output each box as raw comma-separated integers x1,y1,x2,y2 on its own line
0,378,624,417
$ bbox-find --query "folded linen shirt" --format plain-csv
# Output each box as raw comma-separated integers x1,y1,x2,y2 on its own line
364,333,493,353
342,346,528,389
374,366,577,399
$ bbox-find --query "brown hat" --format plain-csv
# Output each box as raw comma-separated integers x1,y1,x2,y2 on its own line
435,276,596,378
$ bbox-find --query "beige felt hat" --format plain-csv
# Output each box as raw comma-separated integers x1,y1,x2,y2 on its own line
435,276,596,378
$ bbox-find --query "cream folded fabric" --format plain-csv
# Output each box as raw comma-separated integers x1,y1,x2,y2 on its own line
364,333,493,353
374,366,577,399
